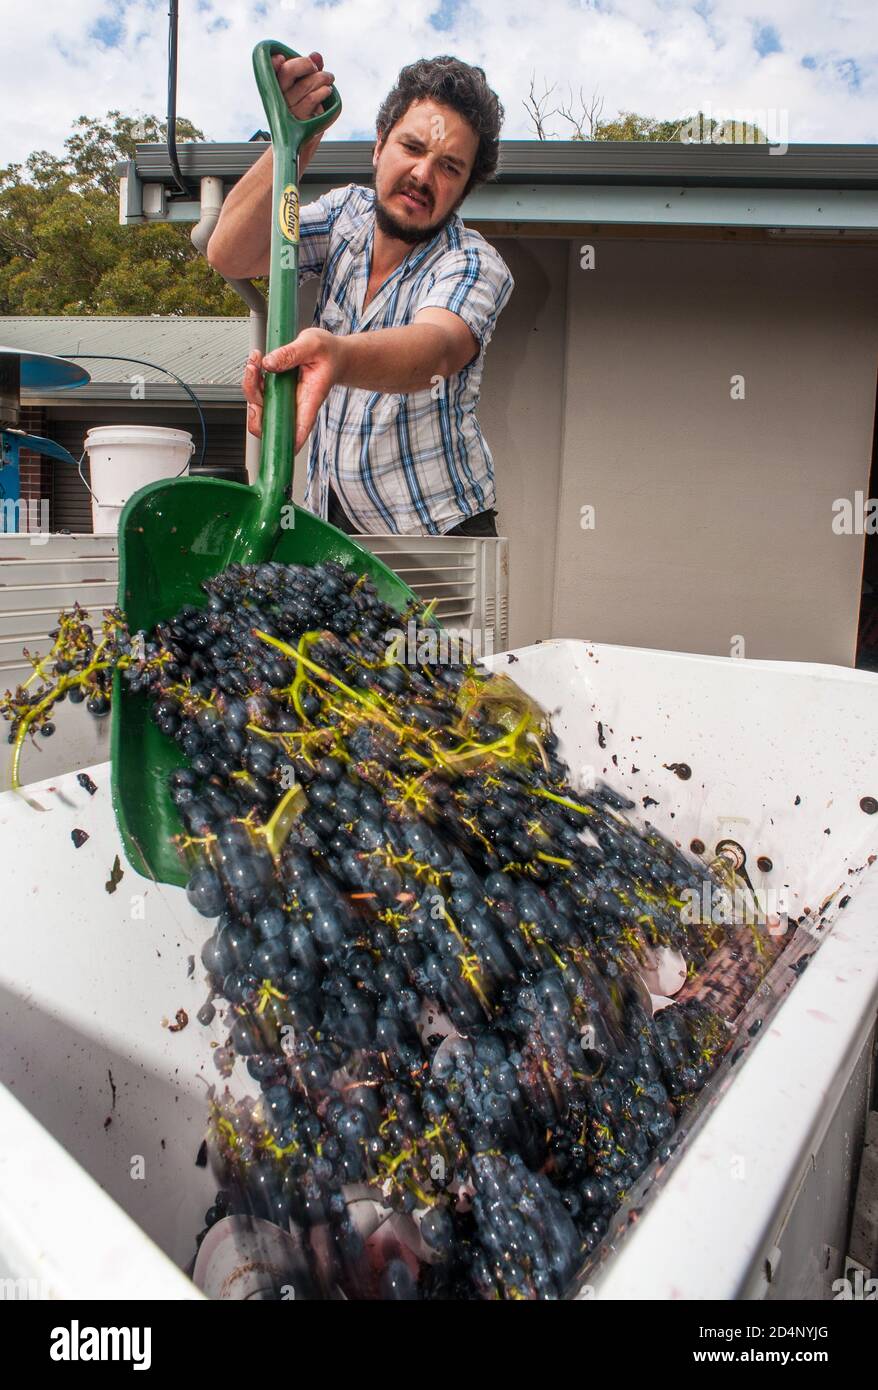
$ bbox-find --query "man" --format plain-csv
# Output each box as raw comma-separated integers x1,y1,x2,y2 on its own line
207,51,514,537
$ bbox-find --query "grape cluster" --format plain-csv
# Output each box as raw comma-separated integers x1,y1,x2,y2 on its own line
0,604,130,783
5,560,733,1299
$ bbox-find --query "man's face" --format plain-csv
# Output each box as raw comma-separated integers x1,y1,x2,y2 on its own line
372,99,478,245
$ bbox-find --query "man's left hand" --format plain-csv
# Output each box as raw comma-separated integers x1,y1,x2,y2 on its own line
242,328,341,452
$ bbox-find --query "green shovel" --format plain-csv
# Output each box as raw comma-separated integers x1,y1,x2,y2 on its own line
110,40,418,887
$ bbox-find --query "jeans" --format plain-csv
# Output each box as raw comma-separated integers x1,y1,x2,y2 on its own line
326,486,498,538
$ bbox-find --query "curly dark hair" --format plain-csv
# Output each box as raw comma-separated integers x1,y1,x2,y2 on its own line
375,56,504,196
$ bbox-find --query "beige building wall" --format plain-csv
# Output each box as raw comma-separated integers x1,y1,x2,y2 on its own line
552,237,878,665
470,236,568,649
294,231,877,665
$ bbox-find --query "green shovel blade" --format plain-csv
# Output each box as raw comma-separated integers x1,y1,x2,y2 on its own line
109,42,419,888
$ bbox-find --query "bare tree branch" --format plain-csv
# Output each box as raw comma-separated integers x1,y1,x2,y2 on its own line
556,86,604,141
522,73,560,140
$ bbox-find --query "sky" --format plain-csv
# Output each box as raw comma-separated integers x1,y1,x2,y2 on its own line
2,0,877,166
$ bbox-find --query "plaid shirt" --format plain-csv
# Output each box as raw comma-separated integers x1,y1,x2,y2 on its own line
297,183,514,535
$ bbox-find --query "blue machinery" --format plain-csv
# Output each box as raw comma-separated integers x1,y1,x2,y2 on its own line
0,348,90,532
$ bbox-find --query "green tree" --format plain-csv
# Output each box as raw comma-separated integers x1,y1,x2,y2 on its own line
593,111,691,141
594,110,768,143
0,111,244,315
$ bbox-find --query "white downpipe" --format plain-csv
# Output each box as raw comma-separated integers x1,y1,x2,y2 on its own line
191,175,266,485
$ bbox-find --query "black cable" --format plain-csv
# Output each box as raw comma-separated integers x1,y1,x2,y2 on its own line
166,0,192,199
59,353,207,470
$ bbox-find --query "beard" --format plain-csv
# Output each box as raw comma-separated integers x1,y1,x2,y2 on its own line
374,181,462,246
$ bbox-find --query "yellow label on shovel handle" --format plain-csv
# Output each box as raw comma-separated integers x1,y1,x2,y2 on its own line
279,185,299,243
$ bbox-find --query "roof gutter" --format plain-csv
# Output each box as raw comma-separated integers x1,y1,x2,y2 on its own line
117,141,878,235
119,140,878,192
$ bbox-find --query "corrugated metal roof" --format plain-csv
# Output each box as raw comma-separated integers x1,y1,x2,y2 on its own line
0,316,250,400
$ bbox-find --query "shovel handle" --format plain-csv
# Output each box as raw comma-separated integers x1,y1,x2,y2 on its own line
252,41,342,151
247,41,342,553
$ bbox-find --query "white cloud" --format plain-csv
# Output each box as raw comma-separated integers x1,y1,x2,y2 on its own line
1,0,876,167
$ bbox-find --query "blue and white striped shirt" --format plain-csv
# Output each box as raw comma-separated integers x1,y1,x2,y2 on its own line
297,183,514,535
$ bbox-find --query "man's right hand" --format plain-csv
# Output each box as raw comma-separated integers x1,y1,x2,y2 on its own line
271,51,339,169
207,51,338,279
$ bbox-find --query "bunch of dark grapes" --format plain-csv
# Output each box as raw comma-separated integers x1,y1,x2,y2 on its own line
1,604,131,779
4,560,734,1299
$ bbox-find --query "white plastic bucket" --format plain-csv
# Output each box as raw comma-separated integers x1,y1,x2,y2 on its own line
83,425,194,535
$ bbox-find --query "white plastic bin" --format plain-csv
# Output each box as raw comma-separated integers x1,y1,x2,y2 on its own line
0,638,876,1298
83,426,194,535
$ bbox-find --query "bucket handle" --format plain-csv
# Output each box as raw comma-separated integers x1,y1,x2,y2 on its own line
77,440,194,505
